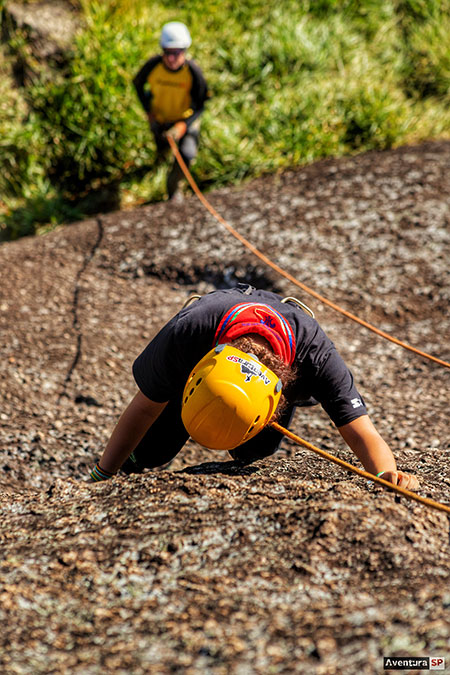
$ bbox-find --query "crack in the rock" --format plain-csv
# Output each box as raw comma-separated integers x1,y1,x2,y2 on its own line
57,217,104,403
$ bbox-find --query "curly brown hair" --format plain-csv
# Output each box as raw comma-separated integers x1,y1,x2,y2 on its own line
231,335,297,422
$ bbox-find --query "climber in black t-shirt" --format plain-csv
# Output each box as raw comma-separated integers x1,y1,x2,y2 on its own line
90,286,419,491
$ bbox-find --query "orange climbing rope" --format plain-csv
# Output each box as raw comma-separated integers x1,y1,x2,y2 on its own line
167,136,450,370
271,422,450,515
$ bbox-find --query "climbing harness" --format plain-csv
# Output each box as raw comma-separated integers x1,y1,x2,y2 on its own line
183,293,315,319
281,296,315,319
271,422,450,515
167,136,449,370
182,294,202,309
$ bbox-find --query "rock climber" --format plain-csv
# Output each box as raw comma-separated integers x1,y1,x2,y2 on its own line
90,285,419,490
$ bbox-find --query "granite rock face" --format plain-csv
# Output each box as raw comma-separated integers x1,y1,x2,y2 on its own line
2,1,81,82
0,141,449,673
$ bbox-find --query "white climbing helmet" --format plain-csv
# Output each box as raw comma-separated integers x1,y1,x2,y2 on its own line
160,22,192,49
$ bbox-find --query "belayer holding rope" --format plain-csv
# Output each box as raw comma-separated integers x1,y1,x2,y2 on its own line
133,21,210,200
90,285,419,490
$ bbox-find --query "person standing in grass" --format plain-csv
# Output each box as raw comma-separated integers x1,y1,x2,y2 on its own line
133,21,210,200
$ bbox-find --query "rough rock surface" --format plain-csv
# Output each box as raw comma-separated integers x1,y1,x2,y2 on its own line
5,1,79,49
2,1,81,83
0,141,449,673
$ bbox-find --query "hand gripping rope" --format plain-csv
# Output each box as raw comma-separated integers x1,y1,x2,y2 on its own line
167,136,449,370
167,137,450,516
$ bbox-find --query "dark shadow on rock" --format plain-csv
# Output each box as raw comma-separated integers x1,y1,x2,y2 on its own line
178,460,260,476
143,259,282,293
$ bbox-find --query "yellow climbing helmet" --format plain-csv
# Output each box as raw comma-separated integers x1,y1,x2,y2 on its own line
181,344,282,450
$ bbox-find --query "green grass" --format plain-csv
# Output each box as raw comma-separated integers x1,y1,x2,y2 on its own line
0,0,449,240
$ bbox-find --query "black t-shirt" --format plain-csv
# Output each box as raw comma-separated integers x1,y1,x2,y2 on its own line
133,286,367,427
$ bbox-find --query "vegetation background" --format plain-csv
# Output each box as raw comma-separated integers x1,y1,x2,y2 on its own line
0,0,449,241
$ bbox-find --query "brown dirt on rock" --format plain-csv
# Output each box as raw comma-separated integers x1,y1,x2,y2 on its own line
0,141,449,673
